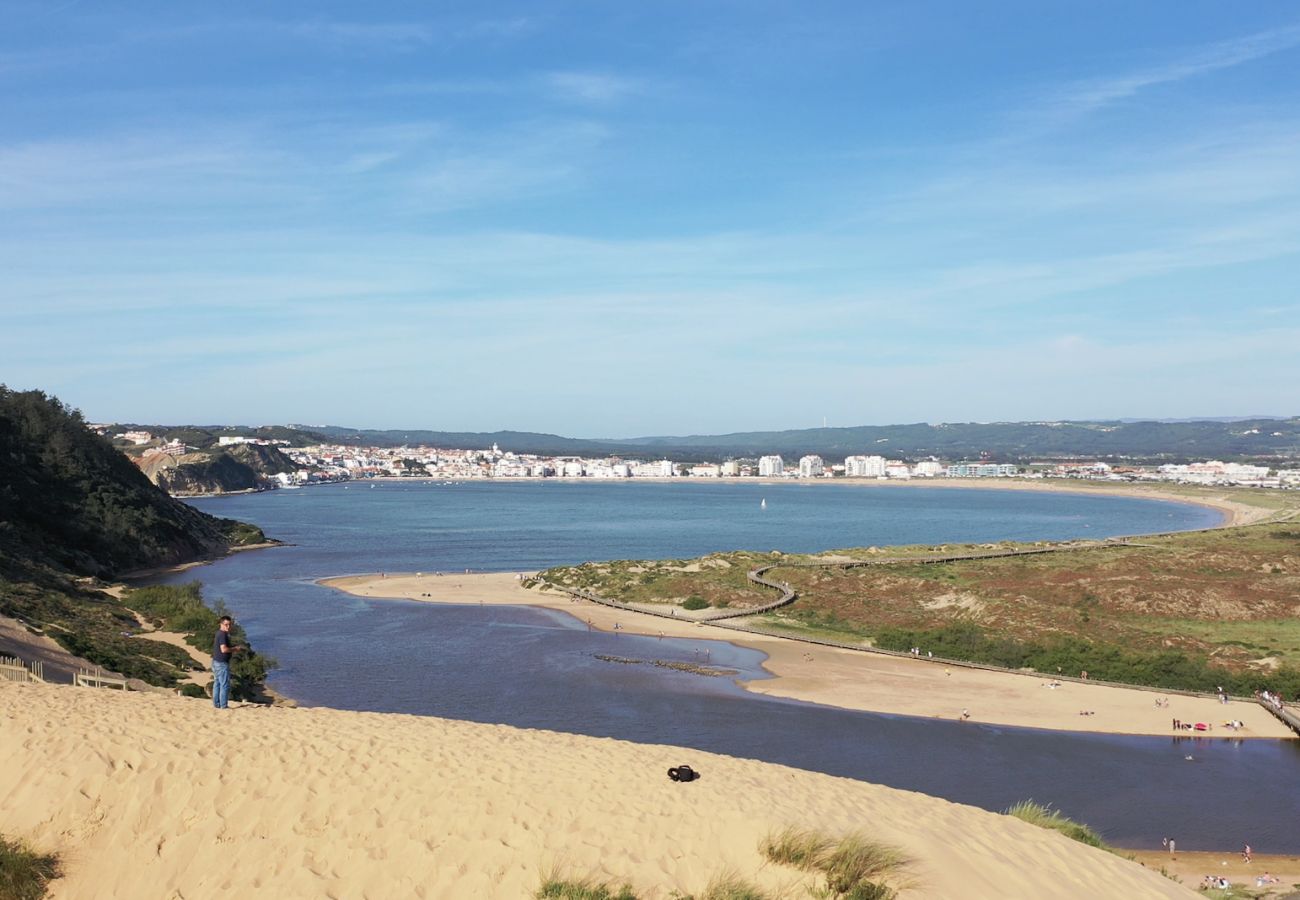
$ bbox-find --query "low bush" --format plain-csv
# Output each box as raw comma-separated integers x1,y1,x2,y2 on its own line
874,623,1300,696
0,834,61,900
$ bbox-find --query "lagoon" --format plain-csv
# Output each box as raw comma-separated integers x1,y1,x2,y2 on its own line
158,481,1298,850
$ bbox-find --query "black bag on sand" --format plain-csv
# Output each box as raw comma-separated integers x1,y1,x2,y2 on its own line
668,765,699,782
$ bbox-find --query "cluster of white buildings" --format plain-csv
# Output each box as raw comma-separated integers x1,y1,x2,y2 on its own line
269,444,1011,484
95,425,1298,491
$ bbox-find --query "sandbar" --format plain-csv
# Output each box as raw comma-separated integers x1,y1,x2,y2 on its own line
321,572,1293,739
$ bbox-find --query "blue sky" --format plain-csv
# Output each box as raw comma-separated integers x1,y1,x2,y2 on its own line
1,2,1297,436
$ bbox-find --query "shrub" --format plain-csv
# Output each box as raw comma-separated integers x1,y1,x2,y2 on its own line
0,834,61,900
681,596,710,611
179,683,207,699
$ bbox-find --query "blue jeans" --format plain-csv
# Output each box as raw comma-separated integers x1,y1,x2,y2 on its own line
212,661,231,708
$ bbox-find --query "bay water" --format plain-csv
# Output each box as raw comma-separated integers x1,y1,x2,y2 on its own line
154,481,1297,850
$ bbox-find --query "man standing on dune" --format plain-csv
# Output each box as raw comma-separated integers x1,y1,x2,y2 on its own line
211,615,242,709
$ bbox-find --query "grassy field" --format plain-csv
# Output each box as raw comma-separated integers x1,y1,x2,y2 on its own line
539,488,1300,694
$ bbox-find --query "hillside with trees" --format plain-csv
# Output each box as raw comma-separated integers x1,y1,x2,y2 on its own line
0,386,274,693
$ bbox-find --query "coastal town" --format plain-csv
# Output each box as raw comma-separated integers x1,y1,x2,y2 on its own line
107,429,1300,491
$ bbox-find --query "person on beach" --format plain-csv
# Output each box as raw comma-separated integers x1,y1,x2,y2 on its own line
211,615,242,709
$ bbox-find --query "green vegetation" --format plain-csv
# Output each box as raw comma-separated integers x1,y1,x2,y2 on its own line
0,834,60,900
760,827,909,899
681,596,710,611
0,387,275,695
535,875,638,899
1,575,197,684
546,513,1300,694
1004,801,1111,851
129,583,277,699
0,387,265,579
693,873,771,900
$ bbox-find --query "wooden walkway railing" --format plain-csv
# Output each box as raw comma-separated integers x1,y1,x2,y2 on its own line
1259,698,1300,737
74,668,127,690
0,655,44,684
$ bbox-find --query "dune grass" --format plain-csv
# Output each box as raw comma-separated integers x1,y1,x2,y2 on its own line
1004,800,1111,851
0,835,61,900
535,871,639,900
760,827,908,899
761,826,836,871
536,870,776,900
693,871,774,900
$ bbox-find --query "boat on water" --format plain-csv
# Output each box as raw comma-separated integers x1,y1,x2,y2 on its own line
761,498,766,509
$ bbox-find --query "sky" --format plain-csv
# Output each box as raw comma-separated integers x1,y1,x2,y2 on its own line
1,2,1298,437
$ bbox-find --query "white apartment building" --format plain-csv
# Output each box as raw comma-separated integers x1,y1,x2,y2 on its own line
631,459,675,478
758,455,785,477
912,460,943,477
844,455,887,477
798,455,825,478
947,463,1018,477
689,464,721,477
1158,461,1271,484
885,462,911,479
720,460,742,477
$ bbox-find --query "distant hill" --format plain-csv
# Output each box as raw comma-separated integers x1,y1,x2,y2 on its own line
608,419,1300,462
109,417,1300,464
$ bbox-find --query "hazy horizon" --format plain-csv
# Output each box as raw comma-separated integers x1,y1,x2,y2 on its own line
3,2,1298,433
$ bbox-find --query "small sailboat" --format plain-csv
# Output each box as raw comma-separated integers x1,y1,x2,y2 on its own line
760,498,767,510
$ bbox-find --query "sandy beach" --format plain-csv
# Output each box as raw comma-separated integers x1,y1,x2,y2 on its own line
0,681,1198,899
1128,850,1300,895
322,572,1293,739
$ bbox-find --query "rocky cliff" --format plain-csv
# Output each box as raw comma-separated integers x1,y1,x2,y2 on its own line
139,443,297,496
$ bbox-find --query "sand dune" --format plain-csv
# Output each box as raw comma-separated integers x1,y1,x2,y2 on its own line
0,682,1194,899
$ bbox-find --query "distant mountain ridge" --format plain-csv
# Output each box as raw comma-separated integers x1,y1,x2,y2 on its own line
115,417,1300,464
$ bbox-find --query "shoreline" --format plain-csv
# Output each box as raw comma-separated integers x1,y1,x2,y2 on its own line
117,539,284,581
320,571,1294,741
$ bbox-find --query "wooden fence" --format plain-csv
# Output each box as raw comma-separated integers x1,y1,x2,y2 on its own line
75,667,128,690
0,655,44,683
1259,698,1300,737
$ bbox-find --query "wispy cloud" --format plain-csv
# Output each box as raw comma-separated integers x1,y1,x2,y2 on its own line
1047,23,1300,120
544,71,644,104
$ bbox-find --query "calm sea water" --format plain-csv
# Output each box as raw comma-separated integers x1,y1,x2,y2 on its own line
155,481,1300,851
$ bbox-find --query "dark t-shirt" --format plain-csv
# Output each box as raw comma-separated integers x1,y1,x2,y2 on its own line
213,628,232,664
